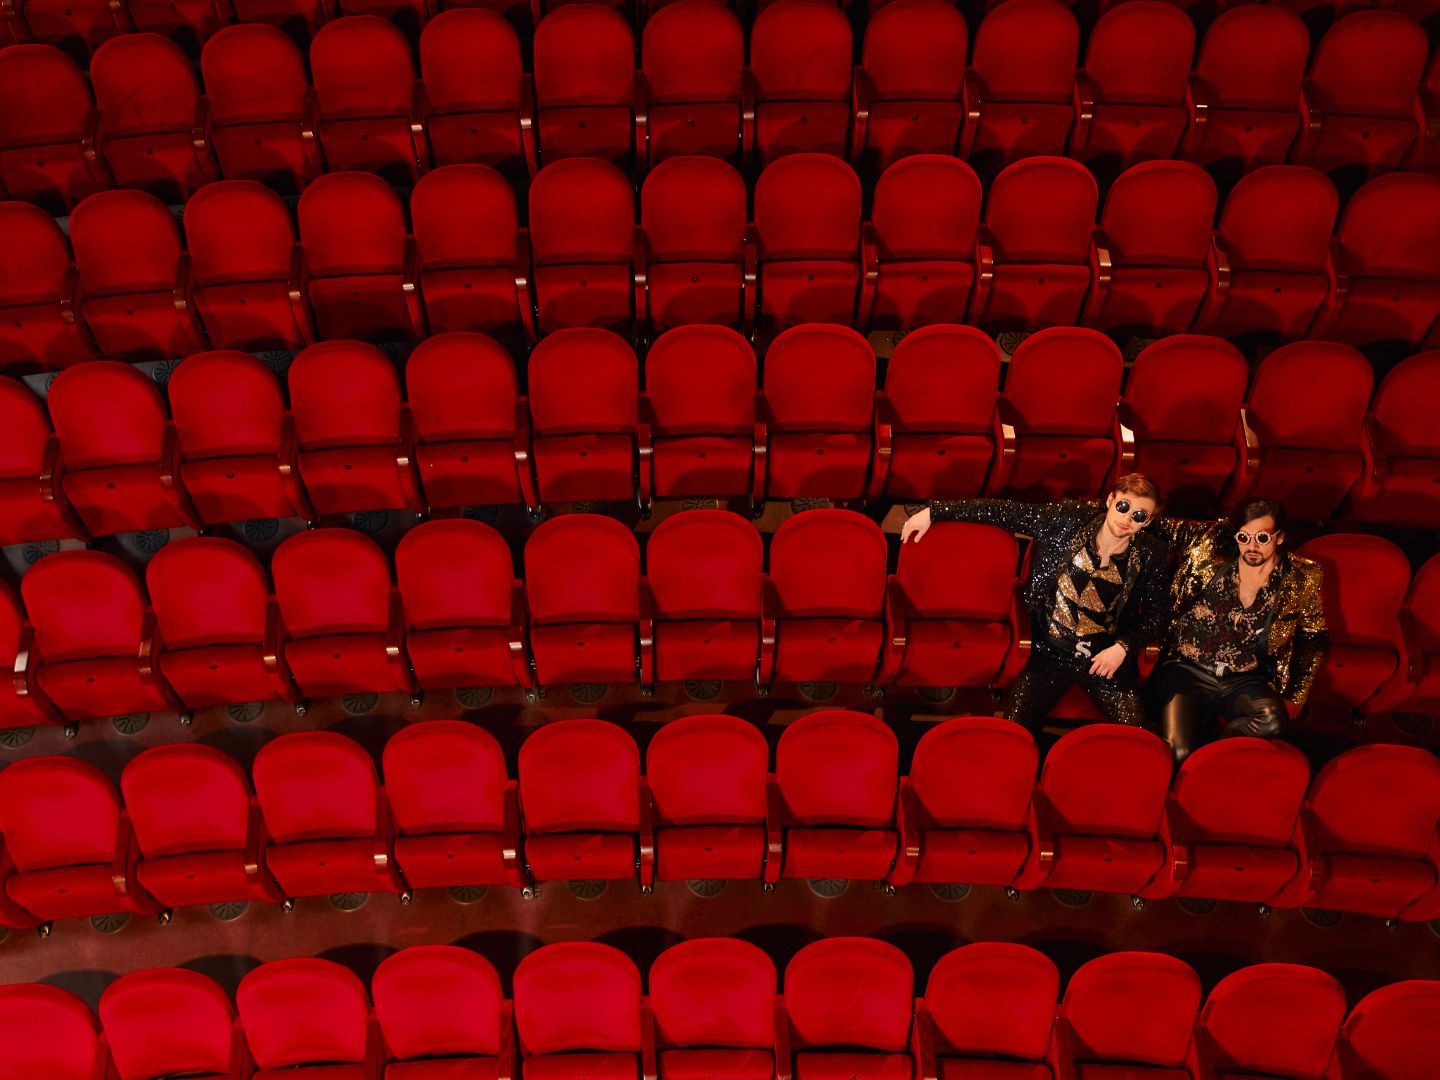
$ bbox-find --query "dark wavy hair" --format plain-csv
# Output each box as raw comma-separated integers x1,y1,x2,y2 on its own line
1230,497,1289,537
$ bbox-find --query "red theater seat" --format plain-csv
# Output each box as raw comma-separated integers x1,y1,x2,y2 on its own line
783,939,914,1080
1180,6,1308,174
528,330,644,506
0,45,106,214
100,969,243,1080
641,158,753,334
0,985,104,1076
878,325,1002,499
524,515,643,688
168,351,310,524
1058,953,1203,1079
89,34,218,202
10,0,120,62
374,947,511,1077
755,154,864,335
238,959,379,1079
147,536,298,708
1333,981,1440,1077
1019,726,1172,895
125,0,225,49
529,159,639,336
750,0,852,164
995,327,1122,501
519,719,640,883
1121,335,1248,517
252,732,406,899
1291,12,1427,180
1349,352,1440,529
1317,174,1440,349
867,158,983,333
0,202,98,374
0,378,85,546
395,519,530,691
759,325,879,500
646,510,763,683
1,579,63,732
766,510,887,688
21,550,180,720
230,0,328,43
1272,745,1440,920
296,172,426,341
0,756,161,921
288,340,423,515
184,183,312,352
310,17,428,184
889,717,1037,889
640,0,746,166
882,522,1023,689
1197,965,1345,1080
412,167,533,341
533,5,636,166
406,333,534,511
202,25,322,193
121,743,285,907
514,943,643,1080
382,721,527,889
643,715,769,884
1393,553,1440,716
1070,2,1193,172
769,710,898,883
964,0,1079,174
1195,165,1339,341
853,0,968,172
644,325,760,499
421,10,533,177
1298,534,1411,716
68,191,207,363
272,529,414,698
1086,162,1216,337
1147,738,1310,904
972,157,1098,332
920,943,1060,1080
650,938,777,1080
1228,342,1371,521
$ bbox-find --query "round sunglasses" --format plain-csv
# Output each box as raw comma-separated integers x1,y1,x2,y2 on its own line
1112,499,1151,524
1235,531,1276,547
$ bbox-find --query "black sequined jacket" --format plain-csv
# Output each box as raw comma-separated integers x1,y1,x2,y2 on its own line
928,498,1170,659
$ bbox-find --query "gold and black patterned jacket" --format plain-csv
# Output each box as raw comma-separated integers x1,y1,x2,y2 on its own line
929,498,1170,658
1156,519,1328,707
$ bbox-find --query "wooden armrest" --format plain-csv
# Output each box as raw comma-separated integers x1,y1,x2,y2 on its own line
385,588,415,693
287,244,316,345
983,395,1018,496
243,799,270,889
741,68,756,166
508,581,535,689
514,397,539,512
959,70,981,159
396,405,424,512
634,69,650,173
850,66,870,165
138,610,162,687
859,220,879,330
301,88,322,180
632,225,649,347
373,787,397,881
13,622,35,698
409,78,431,172
742,223,759,344
502,781,526,888
887,777,921,888
520,74,538,178
111,812,145,902
1082,228,1112,325
971,226,995,322
516,227,539,344
758,574,778,691
764,775,784,884
638,779,655,890
637,574,654,691
401,235,426,338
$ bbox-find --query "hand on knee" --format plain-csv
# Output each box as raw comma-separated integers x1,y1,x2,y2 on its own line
1222,703,1284,740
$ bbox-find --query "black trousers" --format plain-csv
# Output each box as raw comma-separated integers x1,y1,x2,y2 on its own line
1002,640,1146,734
1151,659,1286,764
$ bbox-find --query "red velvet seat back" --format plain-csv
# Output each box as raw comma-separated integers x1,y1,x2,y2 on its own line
0,756,123,871
784,938,912,1051
146,537,270,649
517,718,640,833
1063,953,1201,1067
775,710,897,827
21,549,147,661
237,958,371,1069
650,938,777,1049
514,942,643,1054
1199,964,1345,1080
924,943,1058,1061
524,515,641,624
910,717,1037,831
645,713,769,826
252,731,381,844
1040,726,1172,839
383,720,509,836
100,969,237,1080
121,743,254,859
373,946,505,1061
272,529,392,638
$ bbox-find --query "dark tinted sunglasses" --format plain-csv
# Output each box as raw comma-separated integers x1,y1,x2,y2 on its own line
1113,499,1150,524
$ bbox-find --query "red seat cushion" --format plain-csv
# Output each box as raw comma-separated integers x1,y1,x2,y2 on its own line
530,624,636,684
136,850,267,907
390,1059,502,1080
405,628,517,690
525,1053,638,1080
257,1068,366,1080
524,833,637,881
755,104,850,161
1175,843,1298,903
7,865,138,920
658,1050,773,1080
765,434,872,500
1250,449,1364,521
0,479,79,546
393,832,511,889
160,645,280,709
1005,437,1116,501
1315,644,1400,709
650,435,754,498
654,621,760,682
914,828,1030,887
194,282,305,351
300,446,413,514
533,435,637,502
794,1052,913,1080
1074,1067,1189,1080
780,828,897,880
654,825,765,881
181,455,301,522
266,838,385,897
772,618,883,683
535,266,633,334
1310,852,1436,916
1047,836,1165,893
308,275,412,340
285,635,402,698
939,1060,1052,1080
416,441,521,508
64,464,187,535
896,620,1012,687
36,658,173,720
884,433,992,501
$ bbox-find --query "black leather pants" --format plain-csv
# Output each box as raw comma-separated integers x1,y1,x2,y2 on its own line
1154,660,1286,765
1002,640,1146,734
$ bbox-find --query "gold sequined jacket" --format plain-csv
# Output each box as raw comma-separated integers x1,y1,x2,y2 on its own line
1156,519,1328,707
929,499,1170,658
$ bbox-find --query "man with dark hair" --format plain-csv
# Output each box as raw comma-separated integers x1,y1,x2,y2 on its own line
901,475,1170,733
1151,497,1328,764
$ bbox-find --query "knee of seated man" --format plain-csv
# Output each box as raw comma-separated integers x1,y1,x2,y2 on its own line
1222,699,1284,740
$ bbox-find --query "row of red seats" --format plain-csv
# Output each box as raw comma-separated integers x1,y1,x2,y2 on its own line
1,715,1438,927
1,509,1433,730
3,1,1439,215
3,327,1438,549
4,155,1438,381
4,940,1436,1080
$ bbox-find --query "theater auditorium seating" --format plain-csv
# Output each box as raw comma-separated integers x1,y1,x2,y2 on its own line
1,944,1436,1078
